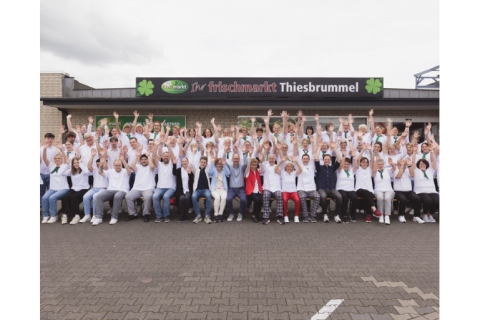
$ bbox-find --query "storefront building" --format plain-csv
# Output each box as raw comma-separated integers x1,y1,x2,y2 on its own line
40,72,439,140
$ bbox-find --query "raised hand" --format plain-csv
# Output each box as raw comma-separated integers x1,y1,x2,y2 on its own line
281,110,289,118
133,110,139,117
241,143,246,153
119,153,125,161
75,124,81,132
187,167,192,174
413,131,420,138
101,118,108,126
250,117,256,123
297,110,303,118
67,114,72,119
113,112,119,119
405,157,412,166
148,113,153,120
177,136,184,145
122,145,128,154
401,131,408,137
55,140,62,149
135,148,142,156
59,125,65,134
388,157,393,166
314,114,319,121
386,117,392,123
291,156,297,162
88,116,94,124
210,118,215,125
263,117,269,124
91,148,97,156
398,159,405,166
348,114,354,124
365,143,372,150
301,115,306,122
233,145,238,154
217,124,223,131
103,139,109,149
166,125,171,133
281,156,287,162
267,109,273,117
154,139,161,146
338,117,344,124
405,120,412,127
369,109,374,117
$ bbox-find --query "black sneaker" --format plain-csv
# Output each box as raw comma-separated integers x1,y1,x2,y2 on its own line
164,217,170,223
310,217,317,223
143,215,150,222
303,217,310,223
342,216,350,223
351,216,357,222
276,216,285,225
125,215,138,221
213,216,219,223
262,218,270,225
219,216,224,222
252,216,259,223
154,218,162,223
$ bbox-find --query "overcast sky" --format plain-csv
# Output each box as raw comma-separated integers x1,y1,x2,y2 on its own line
40,0,439,89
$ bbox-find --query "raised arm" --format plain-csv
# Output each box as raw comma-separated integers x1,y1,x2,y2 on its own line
152,140,160,167
406,157,415,178
275,156,286,174
368,109,375,137
348,114,355,134
372,153,380,176
429,145,437,171
130,148,142,172
66,114,74,133
87,116,94,133
87,148,96,172
113,111,121,133
293,157,303,175
98,155,107,177
119,152,131,176
264,110,273,136
281,110,289,136
132,110,139,128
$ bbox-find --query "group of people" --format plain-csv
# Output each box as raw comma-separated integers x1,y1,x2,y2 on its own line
40,109,440,226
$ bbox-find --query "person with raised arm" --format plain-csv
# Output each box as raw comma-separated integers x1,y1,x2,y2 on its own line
372,155,396,225
198,121,216,148
320,121,337,145
282,110,300,154
66,114,89,145
191,156,213,224
40,133,57,208
244,158,264,223
81,149,109,224
151,138,177,223
224,146,248,222
124,136,147,190
408,147,439,223
259,152,284,225
369,110,390,147
354,143,383,223
58,149,92,225
314,140,343,223
113,111,134,148
93,152,131,225
335,155,359,223
296,153,321,223
277,156,302,223
250,117,265,147
124,148,156,222
337,114,355,149
393,158,424,223
130,111,148,149
41,142,69,223
208,154,231,223
171,153,194,222
183,135,205,169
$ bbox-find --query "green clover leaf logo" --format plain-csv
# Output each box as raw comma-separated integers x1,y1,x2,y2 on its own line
365,78,382,95
137,80,155,96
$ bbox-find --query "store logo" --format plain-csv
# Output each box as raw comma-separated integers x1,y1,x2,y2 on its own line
137,79,155,96
161,80,189,94
365,78,383,95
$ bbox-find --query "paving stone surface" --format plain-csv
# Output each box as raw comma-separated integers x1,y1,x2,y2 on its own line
41,209,439,319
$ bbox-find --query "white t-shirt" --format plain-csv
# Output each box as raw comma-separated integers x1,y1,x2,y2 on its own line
372,134,387,147
162,144,180,159
336,169,355,192
354,132,372,146
201,136,216,148
267,132,284,145
93,166,109,189
321,131,337,144
63,163,91,191
413,167,437,194
132,163,155,191
105,168,130,193
79,143,98,174
107,149,121,170
127,148,147,166
180,167,190,194
296,162,316,192
393,167,412,192
217,137,234,153
40,146,57,175
261,163,281,192
119,132,133,149
48,163,69,190
156,161,176,189
133,132,148,150
373,168,394,192
281,171,297,193
355,166,373,193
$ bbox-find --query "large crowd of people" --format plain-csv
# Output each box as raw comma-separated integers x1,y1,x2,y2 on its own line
40,109,440,226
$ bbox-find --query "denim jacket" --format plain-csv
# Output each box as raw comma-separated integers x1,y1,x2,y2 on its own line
207,162,231,192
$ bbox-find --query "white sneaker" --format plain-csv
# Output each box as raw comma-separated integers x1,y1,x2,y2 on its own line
413,216,425,224
227,214,234,221
42,217,49,224
398,215,406,223
323,214,329,223
61,214,68,225
47,216,58,224
379,215,384,224
294,216,299,223
284,216,289,223
91,216,97,224
92,218,103,225
384,216,390,225
334,215,342,223
422,214,429,222
109,218,118,225
236,213,242,221
70,215,81,225
80,215,91,223
427,214,436,223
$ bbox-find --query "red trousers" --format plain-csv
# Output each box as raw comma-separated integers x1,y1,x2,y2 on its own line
282,192,300,216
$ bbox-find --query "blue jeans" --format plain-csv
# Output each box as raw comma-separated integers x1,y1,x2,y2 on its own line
153,188,175,218
83,188,105,215
40,174,50,208
192,189,211,217
41,189,69,217
227,188,247,214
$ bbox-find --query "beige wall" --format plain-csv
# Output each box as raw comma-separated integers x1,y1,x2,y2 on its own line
40,73,65,142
